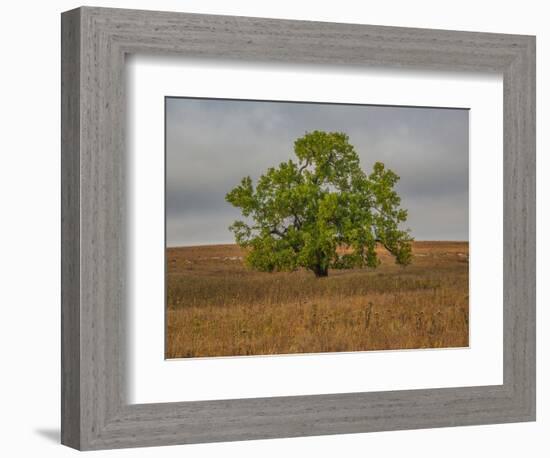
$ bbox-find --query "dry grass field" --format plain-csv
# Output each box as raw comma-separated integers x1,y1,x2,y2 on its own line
166,241,469,358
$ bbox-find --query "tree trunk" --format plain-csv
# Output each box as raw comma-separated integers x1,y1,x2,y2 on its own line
313,265,329,277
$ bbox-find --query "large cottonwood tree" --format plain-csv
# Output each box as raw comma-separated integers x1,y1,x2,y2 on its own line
226,131,412,277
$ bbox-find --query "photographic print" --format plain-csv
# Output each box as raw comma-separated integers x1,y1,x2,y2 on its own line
165,98,469,359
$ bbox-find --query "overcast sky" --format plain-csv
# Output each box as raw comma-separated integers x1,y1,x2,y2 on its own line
166,97,469,247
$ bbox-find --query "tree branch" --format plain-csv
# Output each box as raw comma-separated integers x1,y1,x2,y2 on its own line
371,204,398,225
298,159,310,174
270,224,292,238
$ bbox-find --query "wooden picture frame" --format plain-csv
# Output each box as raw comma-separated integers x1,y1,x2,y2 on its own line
61,6,536,450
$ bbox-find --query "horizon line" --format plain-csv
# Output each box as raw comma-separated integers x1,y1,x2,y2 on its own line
166,240,469,249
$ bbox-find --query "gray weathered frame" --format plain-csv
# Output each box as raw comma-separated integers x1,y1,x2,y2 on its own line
61,6,536,451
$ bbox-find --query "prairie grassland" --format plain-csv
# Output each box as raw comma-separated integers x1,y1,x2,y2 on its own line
166,242,469,358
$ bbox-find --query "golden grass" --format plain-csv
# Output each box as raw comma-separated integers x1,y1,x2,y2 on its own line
166,241,469,358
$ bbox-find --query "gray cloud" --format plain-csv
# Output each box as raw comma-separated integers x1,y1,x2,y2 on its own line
166,98,468,246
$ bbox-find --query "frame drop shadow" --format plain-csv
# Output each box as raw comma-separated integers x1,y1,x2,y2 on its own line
35,428,60,443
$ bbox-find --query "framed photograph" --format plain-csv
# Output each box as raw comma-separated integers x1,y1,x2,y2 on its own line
61,6,535,450
164,97,469,359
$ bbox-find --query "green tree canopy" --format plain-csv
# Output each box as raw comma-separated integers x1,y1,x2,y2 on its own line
225,131,413,277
